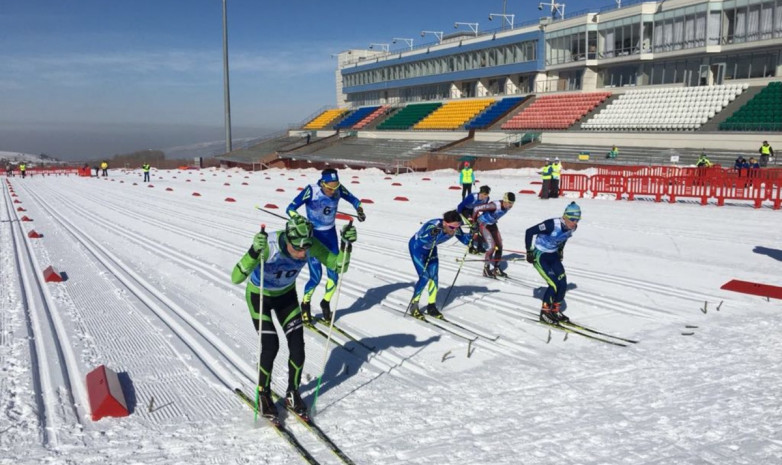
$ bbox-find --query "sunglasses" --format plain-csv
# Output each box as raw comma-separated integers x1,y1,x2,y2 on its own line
322,182,340,191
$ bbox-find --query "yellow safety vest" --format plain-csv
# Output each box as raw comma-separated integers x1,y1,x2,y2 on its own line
541,164,552,180
551,162,562,179
761,145,771,155
19,164,26,171
142,164,151,172
460,168,474,184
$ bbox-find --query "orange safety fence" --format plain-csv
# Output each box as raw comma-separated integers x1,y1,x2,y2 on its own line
558,174,589,198
626,176,668,202
589,174,626,200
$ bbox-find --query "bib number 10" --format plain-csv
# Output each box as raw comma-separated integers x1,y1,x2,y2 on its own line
273,270,298,279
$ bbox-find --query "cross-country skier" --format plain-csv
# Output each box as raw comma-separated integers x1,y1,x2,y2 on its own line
231,216,357,417
286,168,365,323
408,210,471,319
457,185,491,255
524,201,581,324
471,192,515,278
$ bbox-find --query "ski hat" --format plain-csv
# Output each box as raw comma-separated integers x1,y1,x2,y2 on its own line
285,216,314,250
502,192,515,203
479,185,491,194
554,157,560,162
320,168,339,183
563,202,581,221
464,161,470,167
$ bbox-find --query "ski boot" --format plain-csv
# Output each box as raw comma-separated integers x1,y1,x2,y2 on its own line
552,302,569,323
320,299,332,322
285,389,309,417
483,264,495,278
257,387,278,418
539,302,559,324
426,303,444,319
409,302,425,320
493,267,508,278
300,301,312,324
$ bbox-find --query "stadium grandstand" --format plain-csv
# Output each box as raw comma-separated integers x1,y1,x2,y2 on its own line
218,0,781,173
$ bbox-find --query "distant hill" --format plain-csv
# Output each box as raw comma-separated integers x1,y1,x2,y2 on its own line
161,135,269,160
0,151,64,166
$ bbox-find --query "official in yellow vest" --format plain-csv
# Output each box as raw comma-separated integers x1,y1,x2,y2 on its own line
549,158,562,198
100,160,109,177
459,162,475,200
19,163,27,179
540,159,553,199
759,141,774,167
142,163,151,182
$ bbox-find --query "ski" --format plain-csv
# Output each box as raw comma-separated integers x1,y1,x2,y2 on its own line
437,315,500,341
234,388,320,465
535,320,628,347
284,404,358,465
409,312,478,342
304,323,354,352
560,321,639,344
313,317,377,352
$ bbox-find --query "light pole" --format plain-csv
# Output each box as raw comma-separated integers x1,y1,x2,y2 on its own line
368,43,390,52
420,30,444,44
488,13,515,30
221,0,232,153
454,22,479,36
538,1,566,19
392,38,414,50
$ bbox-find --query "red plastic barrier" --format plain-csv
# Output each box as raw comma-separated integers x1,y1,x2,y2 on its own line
559,174,589,198
667,176,712,205
589,175,626,200
448,186,461,190
772,183,782,210
721,279,782,300
360,199,374,204
28,230,42,238
86,365,129,421
263,203,279,209
225,197,236,202
192,192,201,197
712,179,768,208
626,176,667,202
391,182,402,186
394,196,409,201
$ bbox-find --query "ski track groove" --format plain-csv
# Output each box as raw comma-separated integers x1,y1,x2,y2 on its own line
34,182,441,384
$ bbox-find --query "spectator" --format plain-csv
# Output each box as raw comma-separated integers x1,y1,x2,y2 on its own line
459,161,474,200
758,141,774,167
539,158,553,199
19,163,26,179
748,157,760,177
549,157,562,199
696,153,712,168
734,156,746,177
606,145,619,159
93,165,99,177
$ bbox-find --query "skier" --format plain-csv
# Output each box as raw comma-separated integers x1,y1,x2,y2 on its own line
456,185,491,254
471,192,515,278
408,210,471,319
524,202,581,324
231,216,357,417
286,168,365,323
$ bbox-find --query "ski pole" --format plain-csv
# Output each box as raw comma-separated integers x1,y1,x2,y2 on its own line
455,257,527,263
311,221,353,416
441,236,473,310
254,204,288,221
254,224,266,421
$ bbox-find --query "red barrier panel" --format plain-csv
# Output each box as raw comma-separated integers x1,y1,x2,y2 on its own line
626,176,667,202
769,182,781,210
712,179,768,208
667,176,712,205
589,175,626,200
559,174,589,198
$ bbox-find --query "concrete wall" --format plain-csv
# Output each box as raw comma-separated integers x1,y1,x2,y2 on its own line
541,132,782,152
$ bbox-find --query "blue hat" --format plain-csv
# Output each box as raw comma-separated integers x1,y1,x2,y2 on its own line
563,202,581,221
320,168,339,183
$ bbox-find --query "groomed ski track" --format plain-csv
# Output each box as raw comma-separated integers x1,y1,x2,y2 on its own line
2,168,781,465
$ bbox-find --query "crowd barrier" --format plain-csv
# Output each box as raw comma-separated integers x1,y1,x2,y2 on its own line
560,165,782,209
2,167,79,177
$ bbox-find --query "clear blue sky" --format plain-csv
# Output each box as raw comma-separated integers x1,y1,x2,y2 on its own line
0,0,603,158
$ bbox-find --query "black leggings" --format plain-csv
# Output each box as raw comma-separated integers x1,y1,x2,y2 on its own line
247,288,305,392
461,184,472,200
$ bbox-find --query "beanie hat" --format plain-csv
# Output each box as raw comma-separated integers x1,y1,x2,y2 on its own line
464,162,470,167
321,168,339,183
479,185,491,194
563,202,581,221
503,192,515,203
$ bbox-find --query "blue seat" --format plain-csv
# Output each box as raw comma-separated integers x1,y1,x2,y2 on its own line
334,106,381,129
465,97,525,130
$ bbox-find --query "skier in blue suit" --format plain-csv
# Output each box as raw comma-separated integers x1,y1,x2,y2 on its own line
286,168,365,322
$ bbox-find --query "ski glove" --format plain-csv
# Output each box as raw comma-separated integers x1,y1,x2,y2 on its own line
341,224,358,243
356,206,366,222
526,249,535,264
252,230,268,253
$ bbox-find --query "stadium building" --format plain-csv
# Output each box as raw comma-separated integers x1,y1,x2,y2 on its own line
220,0,782,171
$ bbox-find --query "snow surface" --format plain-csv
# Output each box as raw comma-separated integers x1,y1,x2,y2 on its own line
1,166,781,465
